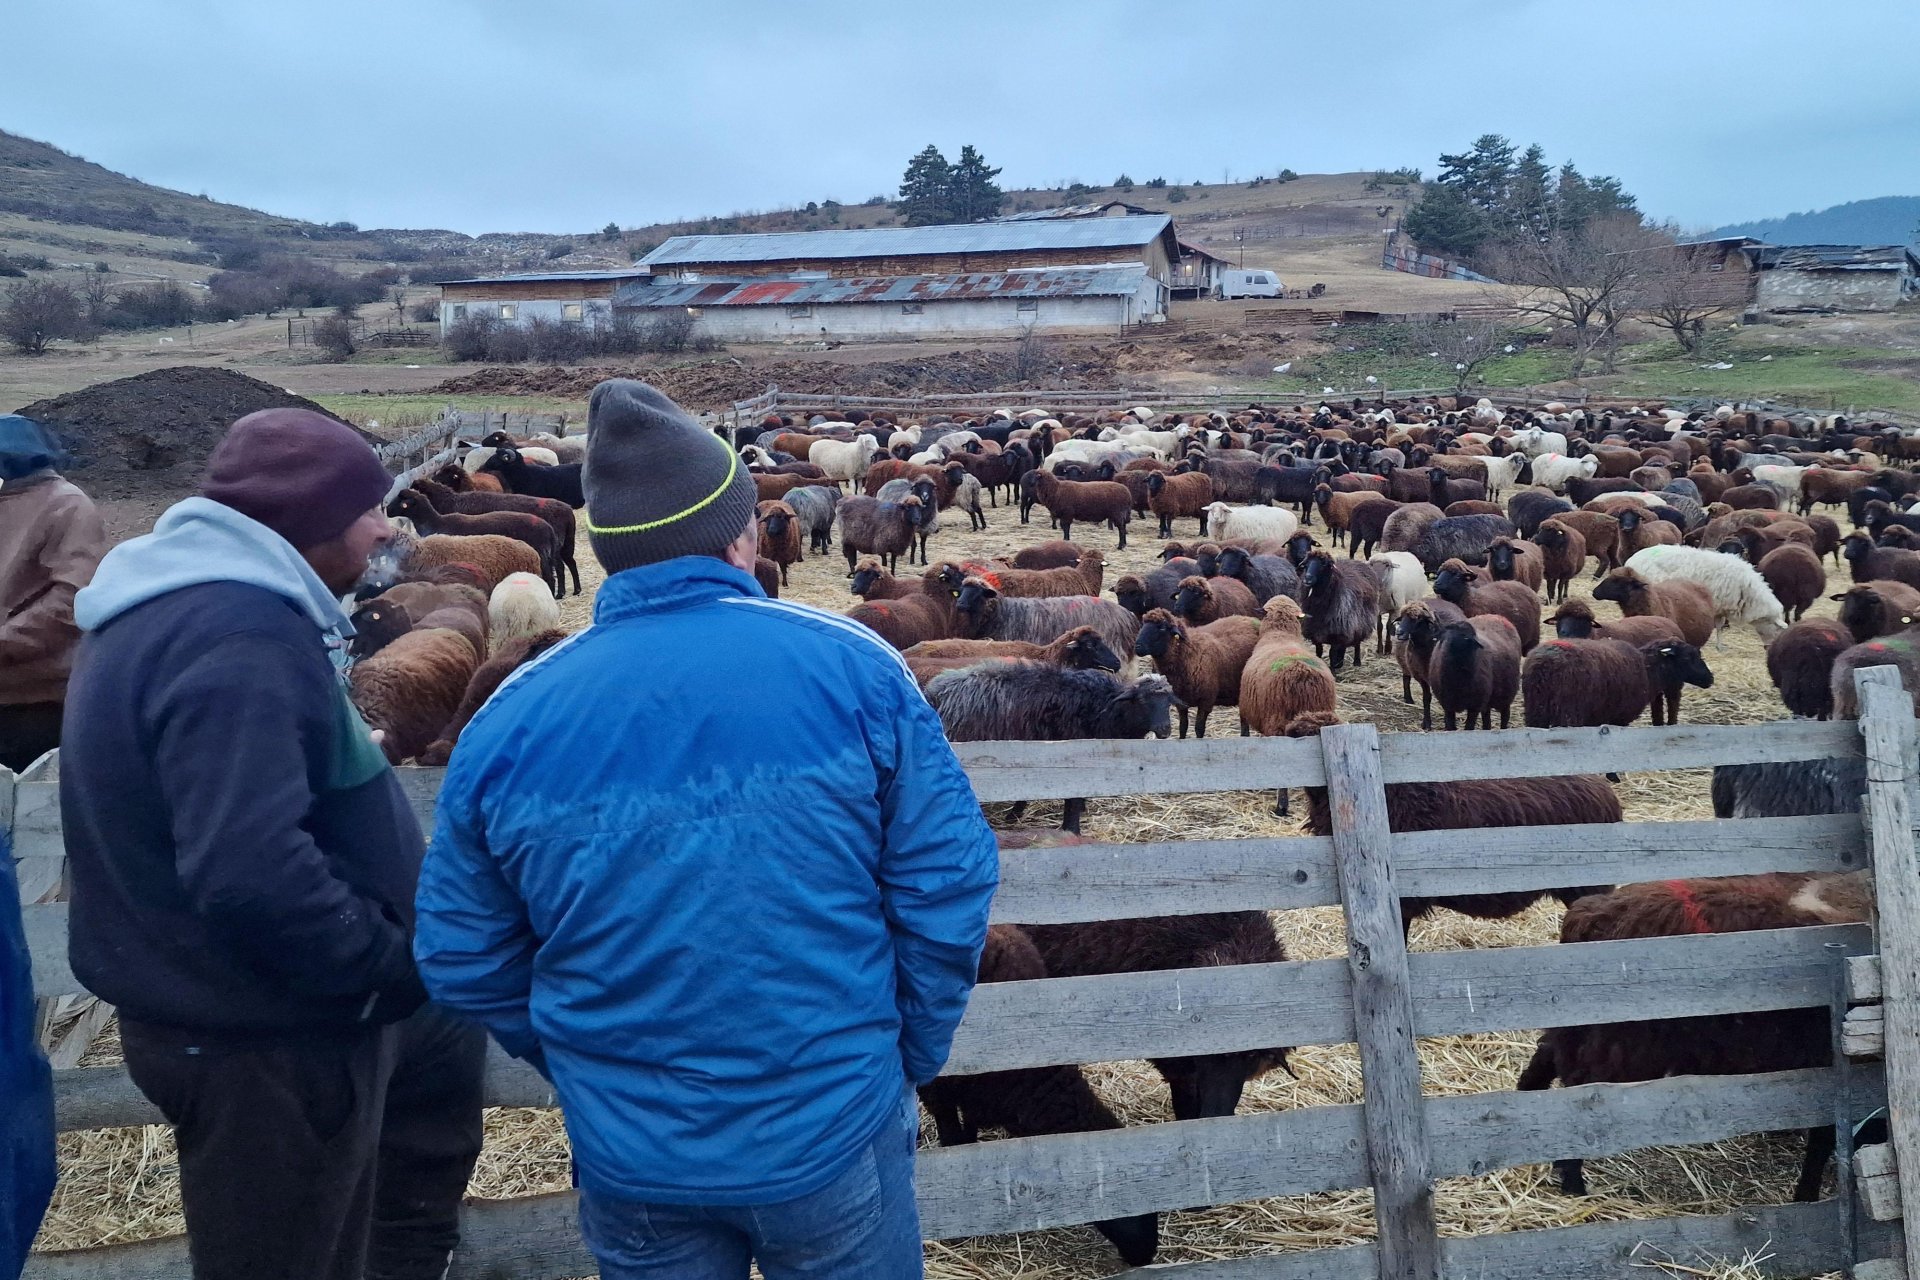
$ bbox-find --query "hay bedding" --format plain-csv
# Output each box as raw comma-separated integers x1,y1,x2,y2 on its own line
40,480,1846,1279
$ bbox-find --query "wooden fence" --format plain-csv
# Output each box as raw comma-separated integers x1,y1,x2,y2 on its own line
371,408,569,504
14,668,1920,1279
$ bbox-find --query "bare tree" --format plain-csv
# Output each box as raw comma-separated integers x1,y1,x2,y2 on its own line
1407,315,1523,392
1635,239,1737,354
1,280,86,355
1481,216,1659,376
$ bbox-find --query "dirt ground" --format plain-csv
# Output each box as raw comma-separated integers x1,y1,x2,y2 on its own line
39,464,1850,1279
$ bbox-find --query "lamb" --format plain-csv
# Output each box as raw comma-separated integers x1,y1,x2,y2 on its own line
479,447,584,508
952,578,1141,665
903,625,1122,688
1433,558,1541,652
1368,551,1427,653
1641,639,1714,726
1032,470,1133,548
1286,712,1617,933
348,626,481,763
781,485,841,555
1146,471,1214,537
1113,558,1199,618
387,489,559,598
838,494,928,574
1429,616,1522,730
1833,580,1920,643
416,629,571,766
1830,629,1920,719
408,476,581,597
1517,871,1874,1204
925,663,1177,831
1841,531,1920,589
1621,545,1790,642
915,924,1160,1268
1202,501,1299,546
1485,536,1546,592
1169,574,1260,623
1299,549,1381,671
1410,513,1516,572
1133,608,1262,737
487,573,560,649
384,523,542,593
1215,545,1301,608
754,500,804,587
939,462,989,532
1766,619,1853,720
1521,637,1649,729
1592,568,1717,648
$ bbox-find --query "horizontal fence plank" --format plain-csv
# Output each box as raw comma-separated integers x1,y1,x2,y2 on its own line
1376,719,1860,786
953,735,1328,803
991,835,1339,924
1394,813,1866,899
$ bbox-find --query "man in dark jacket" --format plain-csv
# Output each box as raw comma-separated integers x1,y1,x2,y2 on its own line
60,409,486,1280
416,380,999,1279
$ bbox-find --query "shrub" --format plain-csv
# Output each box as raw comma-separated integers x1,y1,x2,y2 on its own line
1114,173,1134,189
2,280,87,354
0,261,23,279
1277,168,1298,182
1166,187,1188,203
444,314,498,361
107,282,199,330
314,315,356,359
1145,177,1167,188
545,241,574,259
409,297,439,323
93,260,111,273
602,221,621,240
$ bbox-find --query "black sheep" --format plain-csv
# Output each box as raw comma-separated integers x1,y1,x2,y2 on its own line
480,447,585,508
1410,513,1517,573
1641,639,1714,725
1507,490,1575,539
1214,545,1300,604
1300,550,1381,672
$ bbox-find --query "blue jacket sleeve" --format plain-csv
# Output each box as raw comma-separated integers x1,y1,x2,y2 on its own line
413,754,547,1074
871,663,999,1085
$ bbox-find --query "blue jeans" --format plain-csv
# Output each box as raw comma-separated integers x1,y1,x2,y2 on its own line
578,1089,923,1279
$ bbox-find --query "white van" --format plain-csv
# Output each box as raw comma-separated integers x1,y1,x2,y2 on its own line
1216,269,1283,300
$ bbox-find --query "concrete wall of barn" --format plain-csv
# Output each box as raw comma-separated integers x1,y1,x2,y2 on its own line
1756,268,1908,312
438,296,614,335
631,293,1147,343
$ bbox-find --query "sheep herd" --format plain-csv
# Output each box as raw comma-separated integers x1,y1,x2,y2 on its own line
339,394,1914,1270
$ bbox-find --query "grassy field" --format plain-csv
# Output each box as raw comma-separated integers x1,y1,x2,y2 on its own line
311,393,589,434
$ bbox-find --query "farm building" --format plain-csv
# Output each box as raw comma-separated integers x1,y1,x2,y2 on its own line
637,215,1182,286
433,269,652,335
1752,243,1920,312
1171,239,1233,299
616,264,1164,341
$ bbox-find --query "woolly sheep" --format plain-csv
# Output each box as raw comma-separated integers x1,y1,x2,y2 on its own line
1133,608,1262,738
487,573,559,649
1529,452,1601,494
416,628,570,766
1622,545,1789,642
1766,619,1852,720
783,485,841,555
1203,501,1298,546
349,627,480,764
1428,616,1521,730
385,523,542,593
1368,551,1426,653
952,578,1141,666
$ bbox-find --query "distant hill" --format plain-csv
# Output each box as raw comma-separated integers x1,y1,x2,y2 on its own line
1712,196,1920,248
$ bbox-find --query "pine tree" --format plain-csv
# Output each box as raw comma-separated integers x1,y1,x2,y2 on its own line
1504,144,1553,239
947,145,1004,223
1402,183,1492,259
899,145,954,226
1436,134,1517,216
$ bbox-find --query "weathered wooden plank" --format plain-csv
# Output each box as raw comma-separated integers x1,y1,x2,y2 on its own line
1856,1257,1909,1280
1321,721,1438,1280
1855,954,1887,1003
1375,718,1860,785
952,734,1329,802
1859,1142,1903,1221
1847,1006,1887,1059
45,998,113,1073
24,901,76,999
990,835,1339,924
1855,665,1920,1271
10,779,63,864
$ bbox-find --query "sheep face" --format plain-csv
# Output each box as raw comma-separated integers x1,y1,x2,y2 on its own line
1488,541,1517,578
1106,677,1177,740
1551,605,1598,639
480,447,521,474
1285,533,1315,570
1842,533,1875,564
1432,563,1471,602
954,577,999,616
849,564,884,597
1651,642,1715,690
1217,546,1253,580
1592,572,1639,606
1064,629,1123,673
1133,611,1183,661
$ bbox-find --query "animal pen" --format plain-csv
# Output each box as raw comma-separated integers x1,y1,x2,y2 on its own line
13,668,1920,1279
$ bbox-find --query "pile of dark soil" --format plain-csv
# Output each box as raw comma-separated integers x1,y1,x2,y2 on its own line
14,366,372,503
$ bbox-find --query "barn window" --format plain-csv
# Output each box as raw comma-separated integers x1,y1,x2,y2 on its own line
1016,298,1039,312
498,304,517,320
562,302,584,321
451,304,466,320
900,303,924,315
787,304,813,318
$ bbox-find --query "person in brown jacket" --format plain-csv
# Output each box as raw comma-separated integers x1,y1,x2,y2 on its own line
0,415,105,772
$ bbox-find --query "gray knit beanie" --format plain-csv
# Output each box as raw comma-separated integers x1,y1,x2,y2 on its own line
583,379,756,574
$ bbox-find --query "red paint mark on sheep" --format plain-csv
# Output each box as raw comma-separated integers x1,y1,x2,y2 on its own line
1662,880,1714,935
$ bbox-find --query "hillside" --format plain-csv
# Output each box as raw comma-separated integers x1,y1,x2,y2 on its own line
1712,195,1920,248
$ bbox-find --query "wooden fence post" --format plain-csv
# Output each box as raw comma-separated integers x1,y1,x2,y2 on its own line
1320,722,1440,1280
1855,664,1920,1274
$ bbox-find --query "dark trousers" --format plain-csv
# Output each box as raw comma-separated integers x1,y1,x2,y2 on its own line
0,702,63,773
122,1003,487,1280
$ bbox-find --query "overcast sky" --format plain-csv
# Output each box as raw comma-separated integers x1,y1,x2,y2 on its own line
10,0,1918,236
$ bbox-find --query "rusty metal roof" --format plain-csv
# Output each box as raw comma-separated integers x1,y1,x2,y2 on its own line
638,216,1175,267
615,265,1151,309
432,269,653,286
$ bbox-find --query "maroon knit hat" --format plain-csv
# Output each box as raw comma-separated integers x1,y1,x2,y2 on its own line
201,408,391,550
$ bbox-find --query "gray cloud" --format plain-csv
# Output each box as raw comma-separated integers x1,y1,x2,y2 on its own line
10,0,1917,234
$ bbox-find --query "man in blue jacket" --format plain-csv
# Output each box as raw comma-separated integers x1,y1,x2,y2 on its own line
415,378,999,1280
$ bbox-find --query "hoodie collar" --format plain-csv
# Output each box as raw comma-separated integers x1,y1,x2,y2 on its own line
593,556,764,627
75,497,353,638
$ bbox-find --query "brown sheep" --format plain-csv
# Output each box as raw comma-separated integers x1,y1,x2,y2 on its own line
349,627,481,764
1531,519,1588,603
846,571,957,650
1521,637,1649,729
1546,509,1622,578
903,625,1123,689
1755,542,1826,622
416,628,570,765
1313,485,1394,552
1010,540,1084,570
1392,599,1468,727
933,549,1103,599
1432,558,1541,653
1146,470,1214,538
1132,608,1262,738
1615,507,1682,559
1832,580,1920,643
1443,500,1505,519
1238,596,1337,815
1485,537,1545,592
849,557,927,600
1169,574,1260,623
1766,618,1852,720
1549,599,1685,647
1721,483,1781,511
1428,615,1522,730
755,500,803,587
1592,568,1716,647
752,472,816,503
388,525,542,593
1032,470,1133,548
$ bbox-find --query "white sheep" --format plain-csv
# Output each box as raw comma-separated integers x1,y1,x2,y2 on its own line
1623,545,1788,643
1750,464,1811,494
1527,452,1599,494
526,432,586,465
1203,501,1298,545
487,572,560,649
1368,550,1426,649
809,437,881,489
1507,426,1570,458
1477,453,1529,501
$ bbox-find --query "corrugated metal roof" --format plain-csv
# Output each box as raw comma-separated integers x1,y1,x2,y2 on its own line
616,265,1150,309
638,216,1174,267
433,269,654,286
1754,244,1919,272
996,201,1157,221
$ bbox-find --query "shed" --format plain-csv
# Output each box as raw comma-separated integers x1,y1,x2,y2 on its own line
638,216,1181,287
615,264,1164,343
1753,244,1920,312
434,269,652,336
1171,239,1233,299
